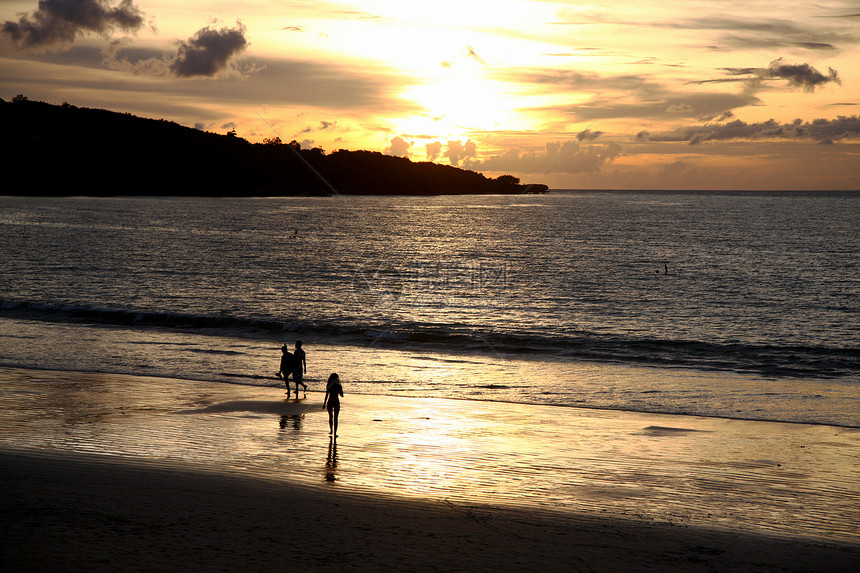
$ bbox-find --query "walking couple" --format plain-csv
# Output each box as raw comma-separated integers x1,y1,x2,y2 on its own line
278,340,307,397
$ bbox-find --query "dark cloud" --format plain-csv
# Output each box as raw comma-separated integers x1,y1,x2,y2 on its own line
2,3,247,80
299,120,337,135
577,129,603,141
793,42,837,51
170,23,249,78
765,59,840,90
1,0,145,52
717,34,839,52
717,58,841,92
504,67,760,122
96,22,253,78
646,116,860,145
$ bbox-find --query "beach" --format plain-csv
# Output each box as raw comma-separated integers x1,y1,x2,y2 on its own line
1,367,858,571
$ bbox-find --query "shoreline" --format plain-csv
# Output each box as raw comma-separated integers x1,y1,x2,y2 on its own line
0,365,860,430
2,448,858,572
1,366,859,570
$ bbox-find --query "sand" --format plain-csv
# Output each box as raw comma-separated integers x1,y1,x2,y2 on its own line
1,367,858,571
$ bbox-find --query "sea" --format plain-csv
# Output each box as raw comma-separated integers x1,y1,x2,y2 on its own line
1,191,858,427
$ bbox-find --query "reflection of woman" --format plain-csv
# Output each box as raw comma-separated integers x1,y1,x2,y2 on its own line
322,373,344,437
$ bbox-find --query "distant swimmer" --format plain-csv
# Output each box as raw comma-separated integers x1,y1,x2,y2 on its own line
292,340,308,395
323,373,344,438
277,344,293,397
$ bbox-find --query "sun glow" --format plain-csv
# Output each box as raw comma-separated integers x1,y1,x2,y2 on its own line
2,0,857,189
401,72,523,133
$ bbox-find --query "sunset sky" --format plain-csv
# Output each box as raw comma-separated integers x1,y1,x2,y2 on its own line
2,0,859,190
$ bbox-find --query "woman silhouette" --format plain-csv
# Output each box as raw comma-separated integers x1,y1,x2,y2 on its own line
322,373,344,437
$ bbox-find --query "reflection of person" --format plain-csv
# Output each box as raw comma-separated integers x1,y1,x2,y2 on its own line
292,340,307,395
278,345,293,396
325,437,338,482
280,414,304,431
322,373,343,437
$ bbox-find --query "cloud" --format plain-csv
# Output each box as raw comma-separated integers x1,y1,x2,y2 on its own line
519,58,838,126
646,116,860,144
1,2,248,80
1,0,146,52
653,16,856,52
191,57,417,111
577,129,603,141
425,141,443,161
444,139,477,166
385,136,412,157
465,45,485,65
765,59,841,91
97,21,253,78
708,58,842,92
505,68,760,122
87,46,413,108
100,39,170,75
299,121,337,135
573,92,759,122
170,22,249,78
464,140,622,174
551,10,857,51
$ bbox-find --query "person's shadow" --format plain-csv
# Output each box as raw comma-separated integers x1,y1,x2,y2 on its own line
324,437,338,482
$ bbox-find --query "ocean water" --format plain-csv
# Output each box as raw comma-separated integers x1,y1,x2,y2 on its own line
1,192,858,426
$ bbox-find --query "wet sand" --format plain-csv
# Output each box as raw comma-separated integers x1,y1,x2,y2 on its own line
1,367,858,571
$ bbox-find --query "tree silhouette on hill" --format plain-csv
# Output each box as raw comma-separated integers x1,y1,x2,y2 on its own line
0,97,548,197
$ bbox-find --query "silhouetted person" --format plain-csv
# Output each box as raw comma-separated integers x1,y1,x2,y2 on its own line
278,345,293,397
323,373,343,438
292,340,307,395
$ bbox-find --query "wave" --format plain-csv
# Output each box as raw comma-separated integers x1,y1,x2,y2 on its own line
2,300,858,380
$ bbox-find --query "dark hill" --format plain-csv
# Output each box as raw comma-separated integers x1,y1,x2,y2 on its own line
0,97,548,197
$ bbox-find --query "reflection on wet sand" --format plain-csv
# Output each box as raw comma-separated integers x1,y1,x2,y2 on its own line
325,438,338,482
1,367,858,545
280,414,305,431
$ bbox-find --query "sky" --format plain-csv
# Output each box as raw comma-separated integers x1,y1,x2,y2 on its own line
1,0,859,190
